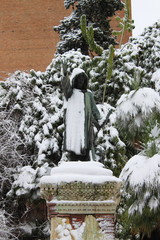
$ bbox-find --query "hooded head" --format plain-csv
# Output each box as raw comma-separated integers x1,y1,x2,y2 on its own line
70,68,88,91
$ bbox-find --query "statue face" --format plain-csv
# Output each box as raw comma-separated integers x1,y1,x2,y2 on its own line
73,73,88,90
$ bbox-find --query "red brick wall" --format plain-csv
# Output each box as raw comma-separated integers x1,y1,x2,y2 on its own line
0,0,71,79
0,0,131,80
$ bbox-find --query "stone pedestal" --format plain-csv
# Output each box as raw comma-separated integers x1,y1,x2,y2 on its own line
40,161,122,240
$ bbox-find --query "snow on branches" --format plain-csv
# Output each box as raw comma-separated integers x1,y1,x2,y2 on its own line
116,87,160,128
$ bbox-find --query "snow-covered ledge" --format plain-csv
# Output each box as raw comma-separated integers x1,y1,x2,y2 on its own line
40,161,122,240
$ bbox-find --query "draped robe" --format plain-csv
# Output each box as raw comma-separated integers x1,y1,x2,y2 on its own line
64,89,100,156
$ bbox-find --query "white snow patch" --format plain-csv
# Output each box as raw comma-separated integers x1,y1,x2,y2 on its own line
148,196,159,211
51,161,112,176
65,89,85,155
116,87,160,126
40,161,121,185
120,154,160,190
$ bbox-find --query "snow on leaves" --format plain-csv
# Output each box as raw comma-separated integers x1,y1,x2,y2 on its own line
116,87,160,128
120,154,160,214
8,163,51,199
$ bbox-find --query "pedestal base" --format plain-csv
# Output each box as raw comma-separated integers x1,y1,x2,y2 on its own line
40,161,122,240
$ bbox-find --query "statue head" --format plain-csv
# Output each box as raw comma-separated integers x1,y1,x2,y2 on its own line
70,68,88,91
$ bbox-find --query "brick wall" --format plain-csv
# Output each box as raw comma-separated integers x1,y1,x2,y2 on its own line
0,0,71,79
0,0,131,80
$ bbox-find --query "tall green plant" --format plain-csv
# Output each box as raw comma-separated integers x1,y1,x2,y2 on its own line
102,44,115,103
80,15,115,103
80,15,103,56
112,0,134,47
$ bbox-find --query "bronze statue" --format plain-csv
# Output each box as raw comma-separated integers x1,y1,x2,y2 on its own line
62,68,101,161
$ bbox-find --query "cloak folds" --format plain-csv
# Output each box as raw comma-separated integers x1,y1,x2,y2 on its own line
63,89,100,156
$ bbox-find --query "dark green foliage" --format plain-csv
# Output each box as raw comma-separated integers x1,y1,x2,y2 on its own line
54,0,123,54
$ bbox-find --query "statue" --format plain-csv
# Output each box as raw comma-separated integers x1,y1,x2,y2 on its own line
62,68,101,161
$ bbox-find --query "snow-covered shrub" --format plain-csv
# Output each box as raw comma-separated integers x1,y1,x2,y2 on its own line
113,22,160,239
0,111,30,200
96,103,126,175
8,163,51,200
116,87,160,128
83,21,160,155
85,21,160,105
0,210,17,240
111,21,160,102
120,153,160,237
116,87,160,150
113,22,160,237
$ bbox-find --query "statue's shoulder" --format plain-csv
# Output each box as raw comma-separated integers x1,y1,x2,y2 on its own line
86,90,95,99
87,89,92,93
86,90,93,99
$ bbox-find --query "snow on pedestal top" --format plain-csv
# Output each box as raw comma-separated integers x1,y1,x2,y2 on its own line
40,161,121,184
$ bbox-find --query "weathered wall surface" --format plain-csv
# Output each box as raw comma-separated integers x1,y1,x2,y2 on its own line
0,0,131,80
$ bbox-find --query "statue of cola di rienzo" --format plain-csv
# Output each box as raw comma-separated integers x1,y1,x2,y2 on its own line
62,68,111,161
